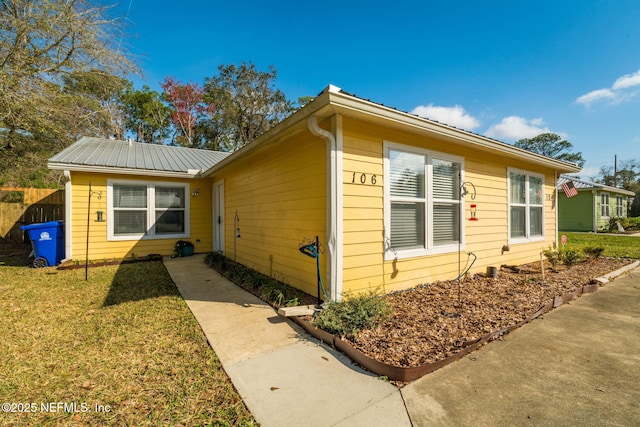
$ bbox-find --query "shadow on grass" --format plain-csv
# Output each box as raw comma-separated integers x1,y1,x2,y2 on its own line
102,260,180,307
0,241,32,266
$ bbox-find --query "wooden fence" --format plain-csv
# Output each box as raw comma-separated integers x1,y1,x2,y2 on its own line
0,187,65,243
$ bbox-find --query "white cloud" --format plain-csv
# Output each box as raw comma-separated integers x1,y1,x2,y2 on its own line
575,88,616,105
484,116,552,141
410,104,481,130
576,69,640,106
577,167,601,180
612,70,640,90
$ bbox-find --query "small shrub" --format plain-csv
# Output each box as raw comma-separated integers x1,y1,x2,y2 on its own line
582,246,605,259
260,278,299,307
204,252,306,307
313,290,391,339
560,248,582,268
620,216,640,231
542,248,561,271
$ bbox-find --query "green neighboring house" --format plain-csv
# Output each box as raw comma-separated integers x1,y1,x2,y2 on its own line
557,175,635,232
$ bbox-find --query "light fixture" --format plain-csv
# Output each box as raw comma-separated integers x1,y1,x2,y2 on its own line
191,188,200,197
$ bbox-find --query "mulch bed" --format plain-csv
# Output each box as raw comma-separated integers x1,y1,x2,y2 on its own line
331,258,635,370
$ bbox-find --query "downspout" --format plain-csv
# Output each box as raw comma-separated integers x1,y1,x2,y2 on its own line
592,190,597,232
554,171,558,248
62,170,72,262
308,115,343,302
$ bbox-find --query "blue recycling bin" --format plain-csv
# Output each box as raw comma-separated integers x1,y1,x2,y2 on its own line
20,221,65,267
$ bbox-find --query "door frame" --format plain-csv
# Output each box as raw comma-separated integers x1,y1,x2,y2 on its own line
213,180,224,253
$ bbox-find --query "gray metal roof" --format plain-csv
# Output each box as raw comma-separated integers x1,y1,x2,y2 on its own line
558,174,635,196
49,137,230,175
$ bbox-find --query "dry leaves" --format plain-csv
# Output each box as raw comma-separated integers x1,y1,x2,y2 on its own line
346,258,633,368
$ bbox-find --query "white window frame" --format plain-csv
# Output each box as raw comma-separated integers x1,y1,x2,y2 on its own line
383,141,464,260
508,168,545,244
107,179,190,241
601,193,610,218
616,195,624,217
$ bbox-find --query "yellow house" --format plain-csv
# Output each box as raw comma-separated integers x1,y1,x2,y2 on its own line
49,85,580,300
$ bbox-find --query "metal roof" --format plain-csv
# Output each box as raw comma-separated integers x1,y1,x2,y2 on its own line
49,137,230,176
557,174,635,196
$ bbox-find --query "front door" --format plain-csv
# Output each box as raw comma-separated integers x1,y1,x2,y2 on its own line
213,181,224,252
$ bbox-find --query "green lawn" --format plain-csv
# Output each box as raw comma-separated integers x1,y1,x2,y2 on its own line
559,232,640,259
0,261,256,426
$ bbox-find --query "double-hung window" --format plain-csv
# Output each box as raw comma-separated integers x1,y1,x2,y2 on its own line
108,180,189,241
616,195,624,217
384,142,463,259
508,169,544,242
601,193,610,217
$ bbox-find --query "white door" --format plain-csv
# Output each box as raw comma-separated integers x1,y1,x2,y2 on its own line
213,181,224,252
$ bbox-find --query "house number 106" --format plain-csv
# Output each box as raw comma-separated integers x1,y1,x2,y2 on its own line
351,172,377,185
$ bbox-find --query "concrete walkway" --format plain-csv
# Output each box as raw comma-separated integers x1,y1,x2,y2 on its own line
403,265,640,426
165,255,640,427
163,254,411,427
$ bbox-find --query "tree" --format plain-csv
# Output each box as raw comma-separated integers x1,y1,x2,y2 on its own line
62,70,132,140
121,86,171,144
202,62,295,151
513,133,585,167
0,0,136,187
597,159,639,189
0,0,136,148
161,77,214,147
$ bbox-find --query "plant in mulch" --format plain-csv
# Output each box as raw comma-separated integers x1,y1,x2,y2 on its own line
559,248,582,268
204,252,311,307
542,248,562,271
582,245,606,260
313,290,392,340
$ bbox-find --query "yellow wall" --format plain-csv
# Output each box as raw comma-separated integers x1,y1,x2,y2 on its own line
69,172,212,260
341,117,559,294
211,131,327,297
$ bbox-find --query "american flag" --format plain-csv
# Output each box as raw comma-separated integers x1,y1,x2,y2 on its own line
561,181,578,198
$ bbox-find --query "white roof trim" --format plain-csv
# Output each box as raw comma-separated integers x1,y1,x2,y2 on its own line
48,163,202,179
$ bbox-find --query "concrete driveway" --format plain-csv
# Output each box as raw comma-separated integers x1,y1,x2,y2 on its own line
402,267,640,426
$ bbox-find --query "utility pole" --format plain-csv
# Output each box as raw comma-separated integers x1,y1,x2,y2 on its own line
614,154,617,187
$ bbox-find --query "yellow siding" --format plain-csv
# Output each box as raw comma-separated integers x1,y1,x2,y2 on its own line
69,172,212,260
340,117,559,294
211,131,327,297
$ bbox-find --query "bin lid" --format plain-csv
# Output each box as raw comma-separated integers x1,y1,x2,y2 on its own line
20,220,64,231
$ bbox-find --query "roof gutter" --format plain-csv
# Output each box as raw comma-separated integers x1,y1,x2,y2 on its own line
48,163,203,179
308,113,343,302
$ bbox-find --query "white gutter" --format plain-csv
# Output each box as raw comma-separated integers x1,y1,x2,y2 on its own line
48,163,202,179
62,170,72,262
554,170,558,247
308,114,343,302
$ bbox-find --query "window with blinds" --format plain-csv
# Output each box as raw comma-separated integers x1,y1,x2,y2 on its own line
385,144,463,258
108,181,189,240
508,170,544,241
432,159,460,246
113,185,147,235
389,151,425,249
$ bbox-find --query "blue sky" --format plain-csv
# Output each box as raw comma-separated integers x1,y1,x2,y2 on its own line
116,0,640,179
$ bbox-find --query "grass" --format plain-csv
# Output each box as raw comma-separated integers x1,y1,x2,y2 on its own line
559,232,640,259
0,261,256,426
